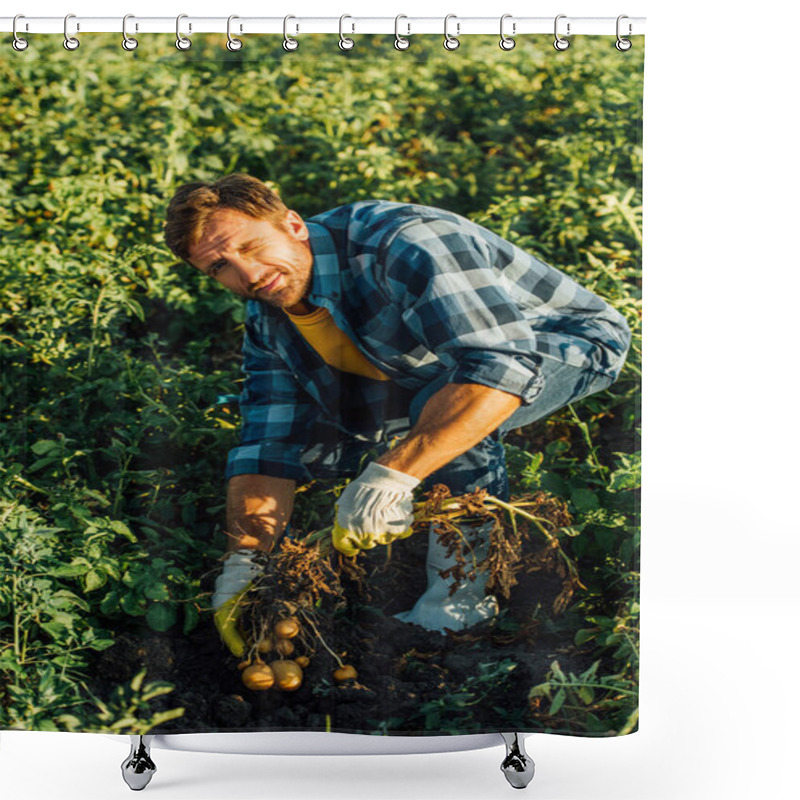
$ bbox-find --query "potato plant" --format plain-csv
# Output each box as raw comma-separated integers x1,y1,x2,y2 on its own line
1,34,642,735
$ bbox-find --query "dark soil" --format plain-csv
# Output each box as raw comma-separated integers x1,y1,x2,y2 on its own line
94,527,599,737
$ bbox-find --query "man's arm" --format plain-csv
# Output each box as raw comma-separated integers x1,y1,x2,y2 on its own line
225,474,296,552
375,382,521,480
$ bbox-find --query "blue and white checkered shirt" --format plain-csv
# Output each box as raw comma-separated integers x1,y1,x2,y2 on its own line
226,201,630,482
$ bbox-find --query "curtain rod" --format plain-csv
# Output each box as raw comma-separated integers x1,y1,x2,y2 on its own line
2,16,646,37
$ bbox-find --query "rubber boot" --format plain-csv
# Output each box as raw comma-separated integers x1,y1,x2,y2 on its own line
394,521,499,632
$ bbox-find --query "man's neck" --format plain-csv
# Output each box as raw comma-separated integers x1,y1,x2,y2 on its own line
284,298,316,316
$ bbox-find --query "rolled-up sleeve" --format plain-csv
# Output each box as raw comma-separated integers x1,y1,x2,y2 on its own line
225,319,317,483
384,221,546,404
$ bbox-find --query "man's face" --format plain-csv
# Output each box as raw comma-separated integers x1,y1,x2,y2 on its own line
187,208,314,312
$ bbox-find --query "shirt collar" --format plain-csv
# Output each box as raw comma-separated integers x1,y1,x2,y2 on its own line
306,222,341,305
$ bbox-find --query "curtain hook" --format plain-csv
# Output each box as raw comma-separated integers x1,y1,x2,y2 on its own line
176,14,192,50
554,14,570,51
616,14,632,51
283,15,299,51
63,13,80,51
443,14,460,50
12,15,29,51
226,15,243,51
122,15,138,51
394,14,410,51
339,14,355,50
499,14,515,50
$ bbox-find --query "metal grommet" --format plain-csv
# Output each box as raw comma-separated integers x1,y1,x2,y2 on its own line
283,15,299,51
443,14,460,50
394,14,410,51
339,14,355,50
226,15,243,51
176,14,192,50
12,15,29,51
122,14,138,51
553,14,570,51
615,14,632,51
63,13,80,50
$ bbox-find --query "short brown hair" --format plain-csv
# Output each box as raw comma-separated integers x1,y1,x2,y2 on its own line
164,174,288,262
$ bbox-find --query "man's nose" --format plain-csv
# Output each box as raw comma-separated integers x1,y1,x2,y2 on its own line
230,258,262,288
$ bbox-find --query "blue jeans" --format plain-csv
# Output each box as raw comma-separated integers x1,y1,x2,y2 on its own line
301,359,614,500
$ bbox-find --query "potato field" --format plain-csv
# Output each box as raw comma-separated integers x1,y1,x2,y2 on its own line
0,34,642,737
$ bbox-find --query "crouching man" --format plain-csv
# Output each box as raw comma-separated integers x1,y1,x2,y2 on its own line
164,174,630,655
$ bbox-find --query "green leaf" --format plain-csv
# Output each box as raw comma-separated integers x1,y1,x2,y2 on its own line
540,473,569,496
50,563,91,578
141,683,176,702
28,456,60,473
48,610,79,627
575,628,598,646
571,487,600,512
40,621,69,640
124,298,145,322
608,452,641,492
550,661,567,681
98,560,121,580
85,570,107,592
109,519,137,542
183,603,200,635
144,582,170,602
100,591,121,615
88,638,116,651
56,714,83,731
121,593,146,616
146,602,177,632
149,707,186,727
130,669,147,693
549,688,566,716
526,451,544,473
51,590,90,612
31,440,59,456
577,685,595,705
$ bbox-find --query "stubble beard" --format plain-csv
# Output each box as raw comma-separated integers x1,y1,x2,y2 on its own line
250,274,307,309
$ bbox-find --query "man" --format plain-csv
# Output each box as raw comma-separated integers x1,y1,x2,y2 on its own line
164,174,630,656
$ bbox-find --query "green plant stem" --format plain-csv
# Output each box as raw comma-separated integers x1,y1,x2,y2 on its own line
622,630,640,661
546,680,638,697
12,574,21,661
475,497,555,541
567,405,607,474
87,283,111,378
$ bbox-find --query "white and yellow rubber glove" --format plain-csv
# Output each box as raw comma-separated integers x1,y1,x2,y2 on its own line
211,549,261,658
332,462,420,557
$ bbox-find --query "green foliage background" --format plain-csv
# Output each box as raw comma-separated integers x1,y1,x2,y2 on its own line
0,34,642,735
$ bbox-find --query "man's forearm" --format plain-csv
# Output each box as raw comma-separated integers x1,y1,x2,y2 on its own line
225,474,296,552
375,382,522,480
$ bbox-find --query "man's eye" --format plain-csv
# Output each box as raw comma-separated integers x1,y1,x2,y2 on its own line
240,243,265,255
208,262,227,277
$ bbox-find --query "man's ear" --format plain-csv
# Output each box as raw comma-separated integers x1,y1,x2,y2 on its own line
284,209,309,241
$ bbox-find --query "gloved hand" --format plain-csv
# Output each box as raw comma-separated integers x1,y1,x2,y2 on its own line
211,548,262,658
332,462,420,557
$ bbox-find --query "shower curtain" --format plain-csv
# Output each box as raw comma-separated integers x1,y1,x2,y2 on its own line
0,28,643,739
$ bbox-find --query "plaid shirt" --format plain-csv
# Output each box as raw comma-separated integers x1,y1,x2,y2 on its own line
226,201,631,482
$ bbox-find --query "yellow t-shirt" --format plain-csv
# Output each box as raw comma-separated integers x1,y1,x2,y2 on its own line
284,306,390,382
